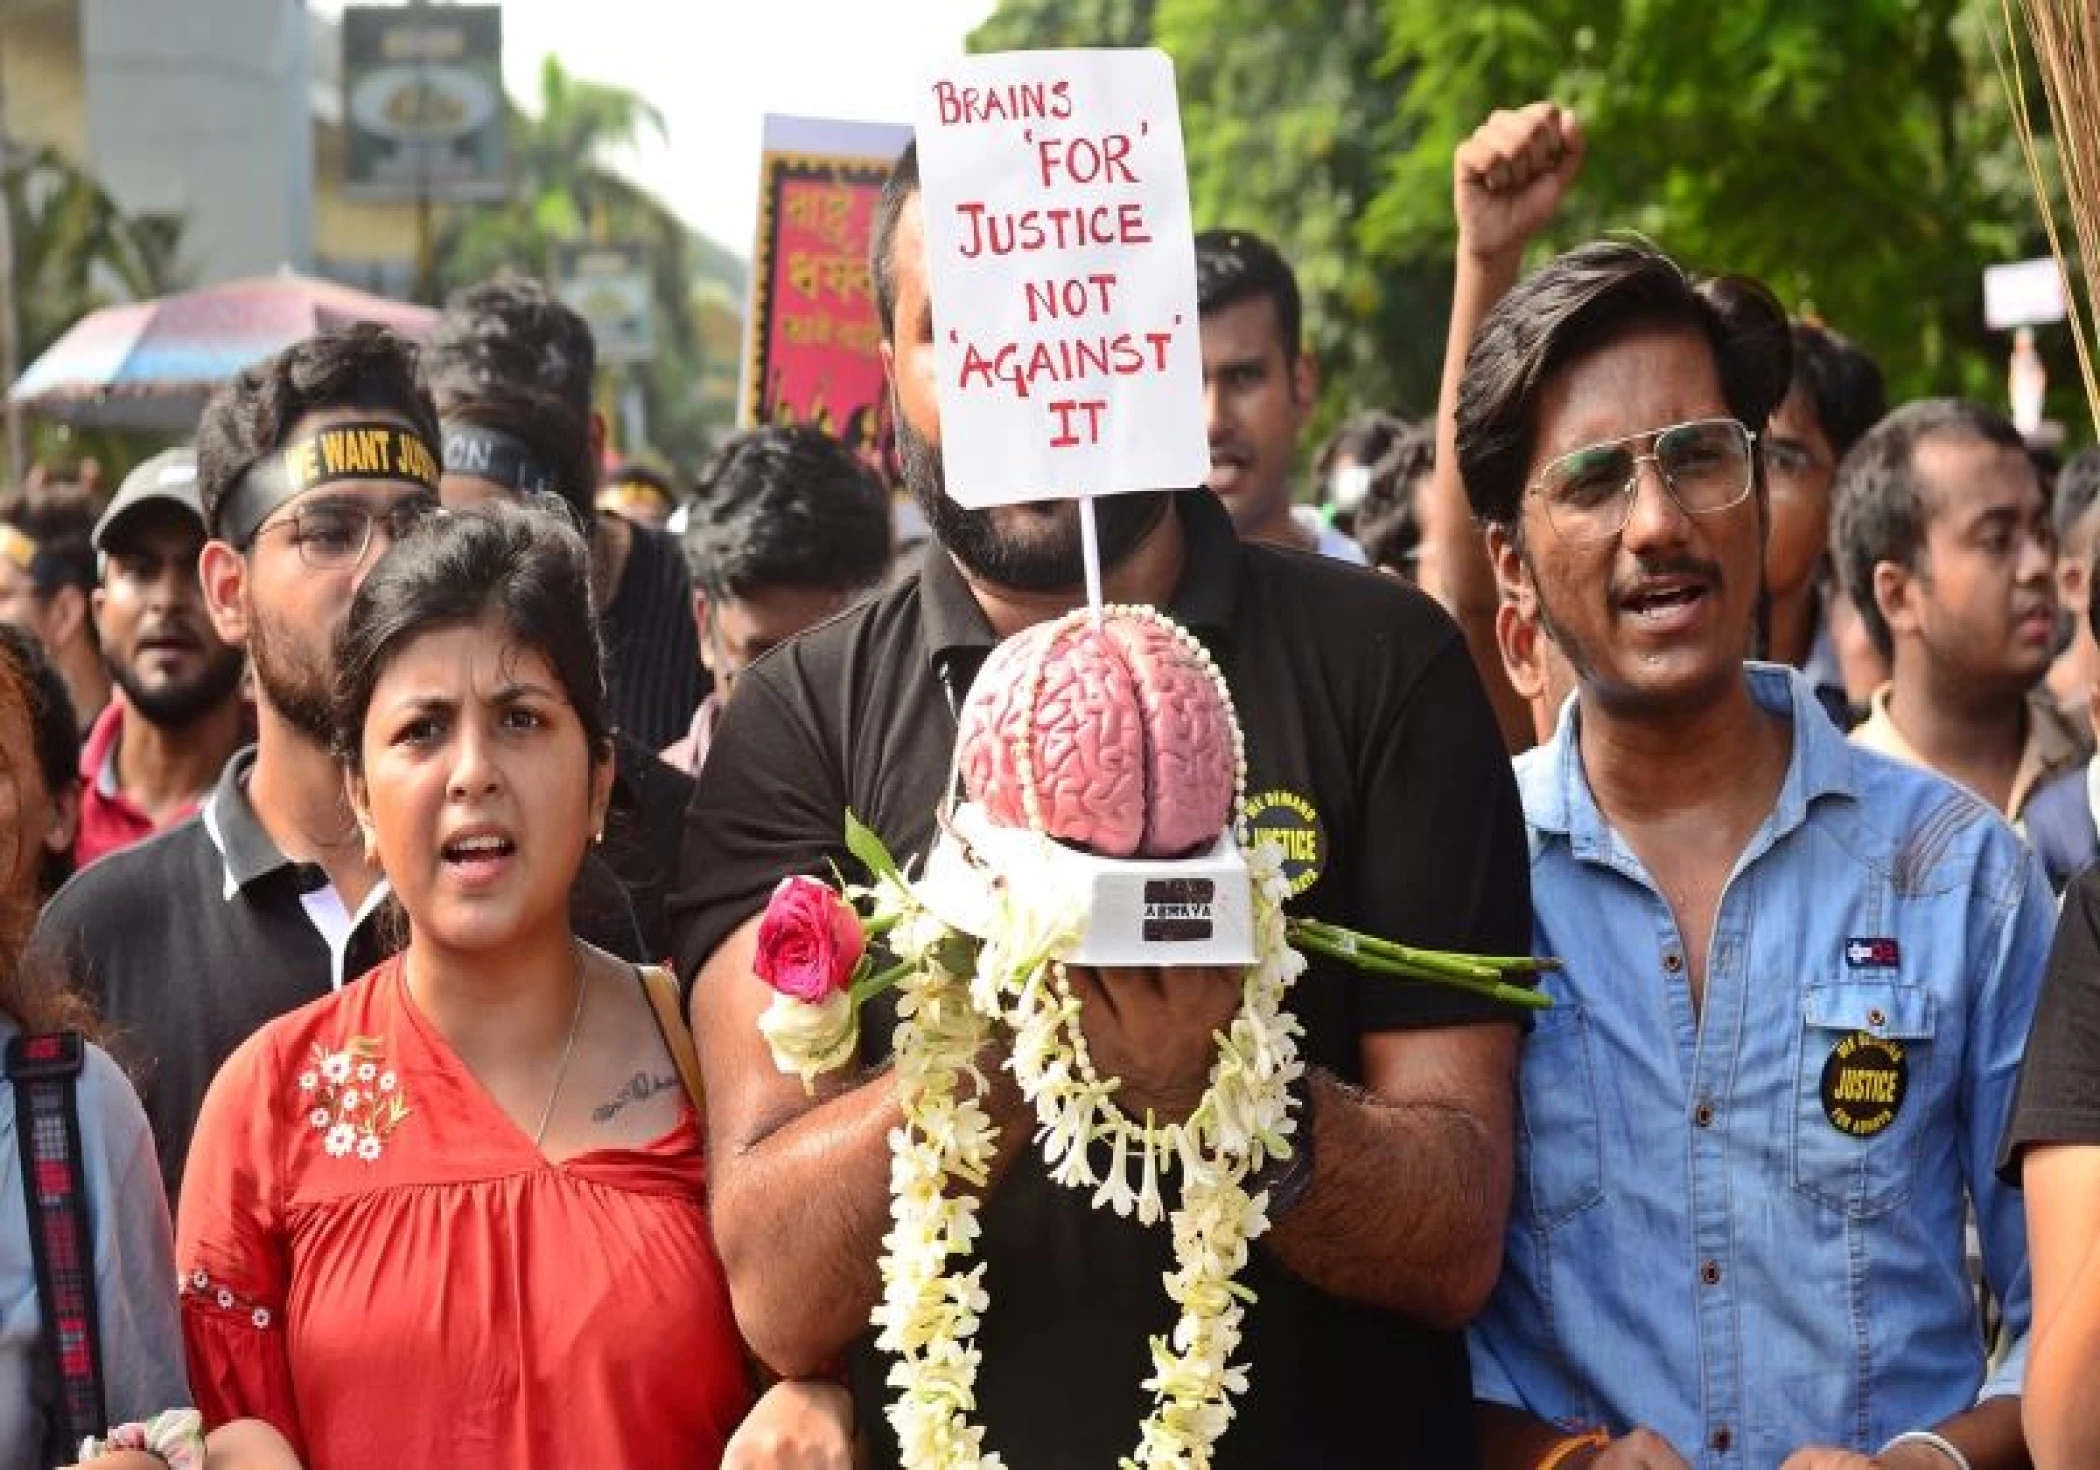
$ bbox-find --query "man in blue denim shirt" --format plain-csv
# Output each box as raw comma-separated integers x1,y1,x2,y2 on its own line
1436,105,2051,1470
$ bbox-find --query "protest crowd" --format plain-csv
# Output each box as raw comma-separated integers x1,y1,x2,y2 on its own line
8,45,2100,1470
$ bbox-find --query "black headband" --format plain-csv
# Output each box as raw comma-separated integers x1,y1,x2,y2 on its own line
217,419,442,546
442,421,560,499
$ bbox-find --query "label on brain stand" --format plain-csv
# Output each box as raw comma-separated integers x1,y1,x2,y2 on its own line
1142,878,1216,942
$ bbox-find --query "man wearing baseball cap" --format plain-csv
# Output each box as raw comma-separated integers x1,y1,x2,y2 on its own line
78,446,247,866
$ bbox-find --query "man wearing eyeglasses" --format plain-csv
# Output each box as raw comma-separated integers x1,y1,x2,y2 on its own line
1440,106,2050,1470
30,325,452,1203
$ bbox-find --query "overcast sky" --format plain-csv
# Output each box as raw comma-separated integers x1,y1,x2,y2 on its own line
314,0,994,258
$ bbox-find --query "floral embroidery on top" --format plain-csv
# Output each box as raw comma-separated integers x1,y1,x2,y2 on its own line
180,1268,276,1330
301,1035,410,1164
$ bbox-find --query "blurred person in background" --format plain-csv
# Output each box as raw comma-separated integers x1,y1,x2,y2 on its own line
1194,227,1366,563
1764,320,1888,727
666,425,892,777
2046,447,2100,722
1,485,110,736
1835,399,2089,859
423,277,704,752
79,449,248,869
1318,412,1436,581
598,461,680,532
0,647,191,1470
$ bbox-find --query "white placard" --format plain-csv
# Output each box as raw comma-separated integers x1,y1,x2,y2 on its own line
1984,257,2068,331
914,49,1207,509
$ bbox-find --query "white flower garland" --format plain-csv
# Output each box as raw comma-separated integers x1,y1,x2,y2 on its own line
860,604,1306,1470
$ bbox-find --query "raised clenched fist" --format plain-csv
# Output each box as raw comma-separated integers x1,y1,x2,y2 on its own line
1454,101,1585,264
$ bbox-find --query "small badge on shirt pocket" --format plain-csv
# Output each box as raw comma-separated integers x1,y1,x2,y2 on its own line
1791,982,1934,1216
1818,1030,1909,1137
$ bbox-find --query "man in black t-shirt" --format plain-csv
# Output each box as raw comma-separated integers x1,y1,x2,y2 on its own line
33,328,450,1201
671,142,1531,1470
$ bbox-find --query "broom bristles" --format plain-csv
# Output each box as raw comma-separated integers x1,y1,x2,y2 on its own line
2000,0,2100,433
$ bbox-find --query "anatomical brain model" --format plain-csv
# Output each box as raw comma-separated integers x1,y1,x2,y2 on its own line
955,607,1240,857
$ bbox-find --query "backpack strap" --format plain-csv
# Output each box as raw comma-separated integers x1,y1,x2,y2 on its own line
636,965,706,1117
7,1031,108,1454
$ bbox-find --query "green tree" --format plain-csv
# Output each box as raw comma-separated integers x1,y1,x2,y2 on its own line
969,0,2061,439
1372,0,2033,408
7,143,190,365
972,0,1440,436
6,143,192,472
429,58,739,469
973,0,1157,50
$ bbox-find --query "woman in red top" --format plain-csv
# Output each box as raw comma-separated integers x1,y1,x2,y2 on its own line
175,503,848,1468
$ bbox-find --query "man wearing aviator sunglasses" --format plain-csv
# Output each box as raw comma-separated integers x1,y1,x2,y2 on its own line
1525,417,1758,546
1438,104,2049,1470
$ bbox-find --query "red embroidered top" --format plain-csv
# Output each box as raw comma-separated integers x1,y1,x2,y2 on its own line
176,955,753,1468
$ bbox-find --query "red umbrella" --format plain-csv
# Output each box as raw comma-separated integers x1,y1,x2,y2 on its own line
8,272,440,433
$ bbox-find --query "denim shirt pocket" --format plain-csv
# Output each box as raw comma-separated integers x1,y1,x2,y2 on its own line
1518,1002,1604,1228
1790,981,1936,1217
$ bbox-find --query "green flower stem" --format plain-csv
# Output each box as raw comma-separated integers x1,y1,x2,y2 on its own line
862,911,900,941
850,957,914,1005
1290,919,1559,979
1291,927,1551,1011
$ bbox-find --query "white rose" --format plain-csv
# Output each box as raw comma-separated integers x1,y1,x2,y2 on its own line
757,988,859,1092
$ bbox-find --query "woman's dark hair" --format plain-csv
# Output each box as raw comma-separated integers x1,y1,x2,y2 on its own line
0,652,97,1037
0,623,79,900
195,324,442,541
1455,239,1792,536
331,501,612,777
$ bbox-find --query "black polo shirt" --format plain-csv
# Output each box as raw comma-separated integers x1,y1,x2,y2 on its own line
672,488,1531,1470
34,746,647,1206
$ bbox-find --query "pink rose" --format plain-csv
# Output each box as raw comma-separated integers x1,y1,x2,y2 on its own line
754,876,866,1003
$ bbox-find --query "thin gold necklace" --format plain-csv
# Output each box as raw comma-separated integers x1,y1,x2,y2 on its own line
532,946,589,1149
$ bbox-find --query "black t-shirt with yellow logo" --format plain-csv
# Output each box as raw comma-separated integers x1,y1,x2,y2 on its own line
672,488,1532,1469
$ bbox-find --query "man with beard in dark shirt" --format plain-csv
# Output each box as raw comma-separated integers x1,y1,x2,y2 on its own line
671,142,1532,1470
